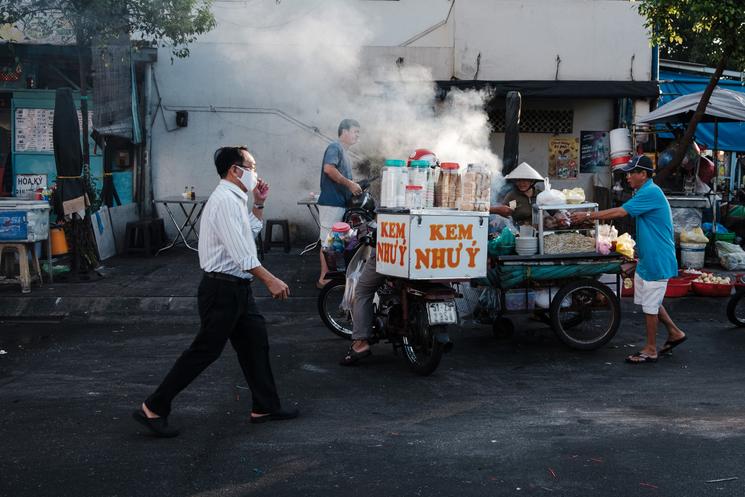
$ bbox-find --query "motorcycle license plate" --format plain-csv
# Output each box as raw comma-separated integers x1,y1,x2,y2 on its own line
427,301,457,325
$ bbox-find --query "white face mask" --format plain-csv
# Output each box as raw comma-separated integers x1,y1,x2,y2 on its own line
236,167,257,192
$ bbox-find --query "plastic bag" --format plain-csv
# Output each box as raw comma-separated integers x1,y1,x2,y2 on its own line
562,187,585,204
536,177,566,206
341,246,371,311
717,241,745,270
615,233,636,259
488,227,516,257
680,227,709,244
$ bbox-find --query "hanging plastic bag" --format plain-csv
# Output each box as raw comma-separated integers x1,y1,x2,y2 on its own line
536,177,567,206
615,233,636,259
341,246,371,311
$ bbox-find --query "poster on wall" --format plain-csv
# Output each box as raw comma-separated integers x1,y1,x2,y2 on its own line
548,136,579,179
579,131,610,173
15,173,47,198
14,108,92,153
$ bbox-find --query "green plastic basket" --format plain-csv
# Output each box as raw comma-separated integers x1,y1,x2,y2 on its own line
707,232,736,243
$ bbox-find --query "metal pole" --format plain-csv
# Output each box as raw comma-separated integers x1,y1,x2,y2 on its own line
142,63,154,219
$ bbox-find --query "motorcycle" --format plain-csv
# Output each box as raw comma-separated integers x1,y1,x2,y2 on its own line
317,179,458,375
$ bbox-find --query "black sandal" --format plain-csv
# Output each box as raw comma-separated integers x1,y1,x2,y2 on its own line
339,346,372,366
625,352,658,364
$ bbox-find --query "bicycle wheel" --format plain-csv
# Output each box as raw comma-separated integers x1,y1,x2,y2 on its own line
550,279,620,350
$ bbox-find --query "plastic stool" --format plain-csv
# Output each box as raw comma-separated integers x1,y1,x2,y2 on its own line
125,218,166,256
264,219,291,253
0,242,43,293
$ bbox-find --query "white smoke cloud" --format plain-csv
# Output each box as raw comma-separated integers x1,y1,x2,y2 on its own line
211,0,502,173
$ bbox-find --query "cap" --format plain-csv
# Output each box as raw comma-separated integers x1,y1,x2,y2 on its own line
619,155,654,173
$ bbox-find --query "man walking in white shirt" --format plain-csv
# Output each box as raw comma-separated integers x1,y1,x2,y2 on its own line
133,146,297,437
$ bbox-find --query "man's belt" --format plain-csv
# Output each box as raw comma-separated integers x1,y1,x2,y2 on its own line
204,272,252,285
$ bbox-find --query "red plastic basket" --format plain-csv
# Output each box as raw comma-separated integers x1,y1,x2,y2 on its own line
691,281,734,297
665,278,691,298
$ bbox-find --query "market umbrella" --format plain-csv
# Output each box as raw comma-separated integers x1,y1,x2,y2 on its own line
635,88,745,234
53,88,86,218
635,88,745,125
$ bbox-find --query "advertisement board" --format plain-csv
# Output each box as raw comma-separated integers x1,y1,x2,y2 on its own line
376,211,488,280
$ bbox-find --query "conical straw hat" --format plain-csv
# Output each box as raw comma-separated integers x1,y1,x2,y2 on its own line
504,162,544,181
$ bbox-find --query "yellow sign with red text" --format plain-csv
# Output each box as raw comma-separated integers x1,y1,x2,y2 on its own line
376,213,488,280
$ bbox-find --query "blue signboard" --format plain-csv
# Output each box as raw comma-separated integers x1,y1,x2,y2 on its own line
0,211,28,241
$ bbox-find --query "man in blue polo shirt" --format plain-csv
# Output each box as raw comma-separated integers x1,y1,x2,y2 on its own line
570,155,686,364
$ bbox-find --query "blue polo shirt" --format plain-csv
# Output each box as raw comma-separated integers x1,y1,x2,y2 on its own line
318,141,352,207
622,179,678,281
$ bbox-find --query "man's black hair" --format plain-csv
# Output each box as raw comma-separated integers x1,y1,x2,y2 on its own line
338,119,360,137
214,146,249,177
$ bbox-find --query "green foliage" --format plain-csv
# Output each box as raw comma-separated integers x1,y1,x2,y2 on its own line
635,0,745,69
0,0,216,57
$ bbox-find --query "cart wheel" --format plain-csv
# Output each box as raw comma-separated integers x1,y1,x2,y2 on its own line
492,317,515,339
550,279,620,350
726,288,745,327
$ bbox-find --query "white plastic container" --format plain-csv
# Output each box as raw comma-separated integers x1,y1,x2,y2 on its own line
381,159,405,207
680,242,706,269
408,160,429,189
0,199,50,242
425,167,436,208
610,128,632,156
405,185,424,209
397,167,409,207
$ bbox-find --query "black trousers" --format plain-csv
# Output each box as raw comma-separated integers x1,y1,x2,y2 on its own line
146,276,281,417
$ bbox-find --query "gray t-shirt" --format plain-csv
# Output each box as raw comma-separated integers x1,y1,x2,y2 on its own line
318,141,352,207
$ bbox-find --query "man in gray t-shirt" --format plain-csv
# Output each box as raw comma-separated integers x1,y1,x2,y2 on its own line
317,119,361,288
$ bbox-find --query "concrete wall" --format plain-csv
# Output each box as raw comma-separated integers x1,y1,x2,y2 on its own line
453,0,651,81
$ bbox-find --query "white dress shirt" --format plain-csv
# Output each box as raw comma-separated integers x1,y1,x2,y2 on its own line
198,180,263,279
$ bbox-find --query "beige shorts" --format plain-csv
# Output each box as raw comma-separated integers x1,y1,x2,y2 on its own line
633,273,668,315
318,205,345,246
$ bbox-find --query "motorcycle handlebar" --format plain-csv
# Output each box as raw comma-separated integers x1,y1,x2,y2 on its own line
358,176,379,191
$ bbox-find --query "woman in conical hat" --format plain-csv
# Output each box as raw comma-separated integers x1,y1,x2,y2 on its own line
490,162,544,225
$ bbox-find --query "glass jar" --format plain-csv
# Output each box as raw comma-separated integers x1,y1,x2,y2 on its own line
405,185,424,210
438,162,460,208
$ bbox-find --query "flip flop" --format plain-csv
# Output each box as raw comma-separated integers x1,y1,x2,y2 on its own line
659,336,687,355
339,346,372,366
625,352,658,364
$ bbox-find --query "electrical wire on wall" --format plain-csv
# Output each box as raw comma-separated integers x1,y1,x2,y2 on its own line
150,68,364,160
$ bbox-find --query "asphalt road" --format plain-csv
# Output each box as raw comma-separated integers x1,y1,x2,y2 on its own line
1,308,745,497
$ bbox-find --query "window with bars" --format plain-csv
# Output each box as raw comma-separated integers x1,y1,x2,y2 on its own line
489,109,574,134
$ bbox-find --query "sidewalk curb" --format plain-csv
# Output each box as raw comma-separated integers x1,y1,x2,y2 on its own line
0,295,319,323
